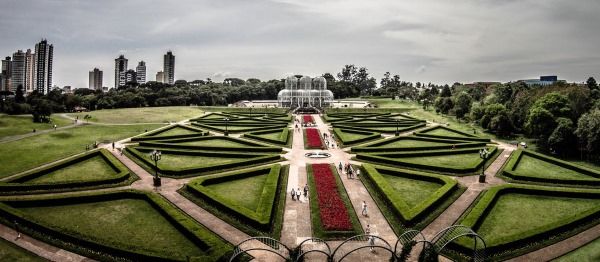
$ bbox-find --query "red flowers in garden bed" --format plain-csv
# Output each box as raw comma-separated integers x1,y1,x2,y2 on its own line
303,115,314,124
305,128,323,148
312,164,353,231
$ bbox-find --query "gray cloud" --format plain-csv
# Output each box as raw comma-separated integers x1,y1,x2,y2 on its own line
0,0,598,88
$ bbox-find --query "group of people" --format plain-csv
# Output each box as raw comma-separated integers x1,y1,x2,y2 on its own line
323,132,337,149
290,184,309,202
339,162,360,179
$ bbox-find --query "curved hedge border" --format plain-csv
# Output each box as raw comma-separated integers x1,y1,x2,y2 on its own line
131,124,209,142
137,136,282,153
415,125,490,142
126,147,281,177
501,149,600,186
243,128,291,146
454,184,600,260
356,147,498,175
191,122,286,134
185,165,281,231
332,128,381,146
361,164,458,225
0,149,133,194
0,190,232,261
307,164,363,239
351,136,488,153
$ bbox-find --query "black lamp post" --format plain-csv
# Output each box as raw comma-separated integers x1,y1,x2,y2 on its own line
479,148,489,183
224,117,230,136
395,119,400,136
151,149,162,187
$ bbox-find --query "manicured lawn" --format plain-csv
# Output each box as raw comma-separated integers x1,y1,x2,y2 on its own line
380,173,442,207
367,98,420,109
0,124,163,178
0,114,72,138
177,139,250,147
513,155,597,180
476,193,600,246
204,174,268,210
377,139,451,148
0,238,46,262
67,106,202,124
13,198,206,258
154,127,202,137
554,236,600,262
423,128,471,137
24,155,118,184
394,152,481,168
336,130,373,141
152,154,243,170
202,125,261,131
255,130,283,140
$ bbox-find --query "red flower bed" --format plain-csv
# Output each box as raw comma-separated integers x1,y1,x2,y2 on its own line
305,128,323,148
303,115,314,124
312,164,353,231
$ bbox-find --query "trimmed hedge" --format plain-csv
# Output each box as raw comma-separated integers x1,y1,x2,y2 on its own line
361,164,458,225
191,122,286,134
351,136,488,153
456,184,600,260
0,149,133,194
137,136,282,153
185,165,282,231
332,128,381,146
307,164,363,239
501,149,600,186
243,128,291,146
131,124,209,142
415,125,491,142
333,122,426,134
0,190,232,261
356,147,498,174
126,147,281,177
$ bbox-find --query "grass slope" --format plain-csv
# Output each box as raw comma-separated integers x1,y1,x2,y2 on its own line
0,114,72,139
381,173,443,207
204,174,268,211
67,106,202,123
23,155,117,184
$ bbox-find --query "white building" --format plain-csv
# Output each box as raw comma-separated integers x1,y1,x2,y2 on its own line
277,76,334,108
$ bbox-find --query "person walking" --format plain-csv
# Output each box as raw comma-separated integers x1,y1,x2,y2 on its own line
339,162,343,172
112,141,115,150
291,188,296,201
356,169,361,178
365,224,371,235
14,220,21,239
303,184,308,199
362,201,368,217
296,188,301,202
369,235,376,253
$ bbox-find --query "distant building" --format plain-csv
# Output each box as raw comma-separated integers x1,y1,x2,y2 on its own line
124,69,137,84
156,71,164,83
89,68,103,90
34,39,53,94
114,55,128,88
163,51,175,85
1,56,12,92
519,75,565,87
277,76,333,108
464,82,501,89
136,61,146,84
25,49,35,93
11,50,26,92
62,85,72,94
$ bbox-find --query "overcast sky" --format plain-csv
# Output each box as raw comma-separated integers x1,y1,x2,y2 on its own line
1,0,599,88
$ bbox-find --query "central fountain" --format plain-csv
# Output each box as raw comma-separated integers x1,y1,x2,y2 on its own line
304,152,331,158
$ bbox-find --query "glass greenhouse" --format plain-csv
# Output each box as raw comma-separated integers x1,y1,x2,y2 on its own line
277,76,334,108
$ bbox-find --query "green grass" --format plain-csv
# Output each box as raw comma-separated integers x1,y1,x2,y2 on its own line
367,98,420,109
380,173,442,207
24,155,118,184
476,193,600,247
422,128,471,137
13,198,206,259
0,124,163,178
0,237,46,262
152,154,243,170
204,174,268,211
177,139,250,147
513,155,597,181
153,127,202,137
0,114,72,138
393,152,482,168
254,131,282,140
554,236,600,262
377,139,452,148
67,106,202,124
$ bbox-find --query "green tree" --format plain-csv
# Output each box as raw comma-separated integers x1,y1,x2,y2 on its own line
548,117,576,156
434,97,453,114
575,109,600,157
440,85,451,97
587,77,598,90
525,107,556,143
489,110,513,136
15,85,25,103
531,92,572,119
453,92,472,119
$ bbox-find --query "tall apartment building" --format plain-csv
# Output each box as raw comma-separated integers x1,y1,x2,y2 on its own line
89,68,103,90
1,56,12,92
11,50,26,92
156,71,164,83
34,39,53,94
114,55,128,88
163,51,175,85
136,61,146,84
124,69,137,84
25,49,35,93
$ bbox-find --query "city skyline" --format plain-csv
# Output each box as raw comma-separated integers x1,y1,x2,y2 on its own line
1,0,599,89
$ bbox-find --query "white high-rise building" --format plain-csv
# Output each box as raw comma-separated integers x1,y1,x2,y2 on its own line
25,49,35,93
34,39,53,94
89,68,103,90
136,61,146,84
163,51,175,85
11,50,26,92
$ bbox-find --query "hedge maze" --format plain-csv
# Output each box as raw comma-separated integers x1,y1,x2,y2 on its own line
131,124,209,142
243,127,292,146
190,112,290,134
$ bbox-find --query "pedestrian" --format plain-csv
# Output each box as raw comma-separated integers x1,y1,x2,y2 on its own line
339,162,343,171
356,169,361,178
365,224,371,235
303,184,308,197
53,124,57,130
369,235,376,253
296,188,301,202
112,141,115,150
362,201,368,217
14,220,21,239
32,128,36,133
120,147,124,156
291,188,296,201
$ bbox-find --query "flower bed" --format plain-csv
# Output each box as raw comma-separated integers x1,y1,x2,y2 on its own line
303,115,314,124
305,128,323,148
312,164,352,231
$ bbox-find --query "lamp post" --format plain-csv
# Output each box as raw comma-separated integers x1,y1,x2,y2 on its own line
224,117,230,136
395,119,400,136
151,150,162,187
479,148,489,183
